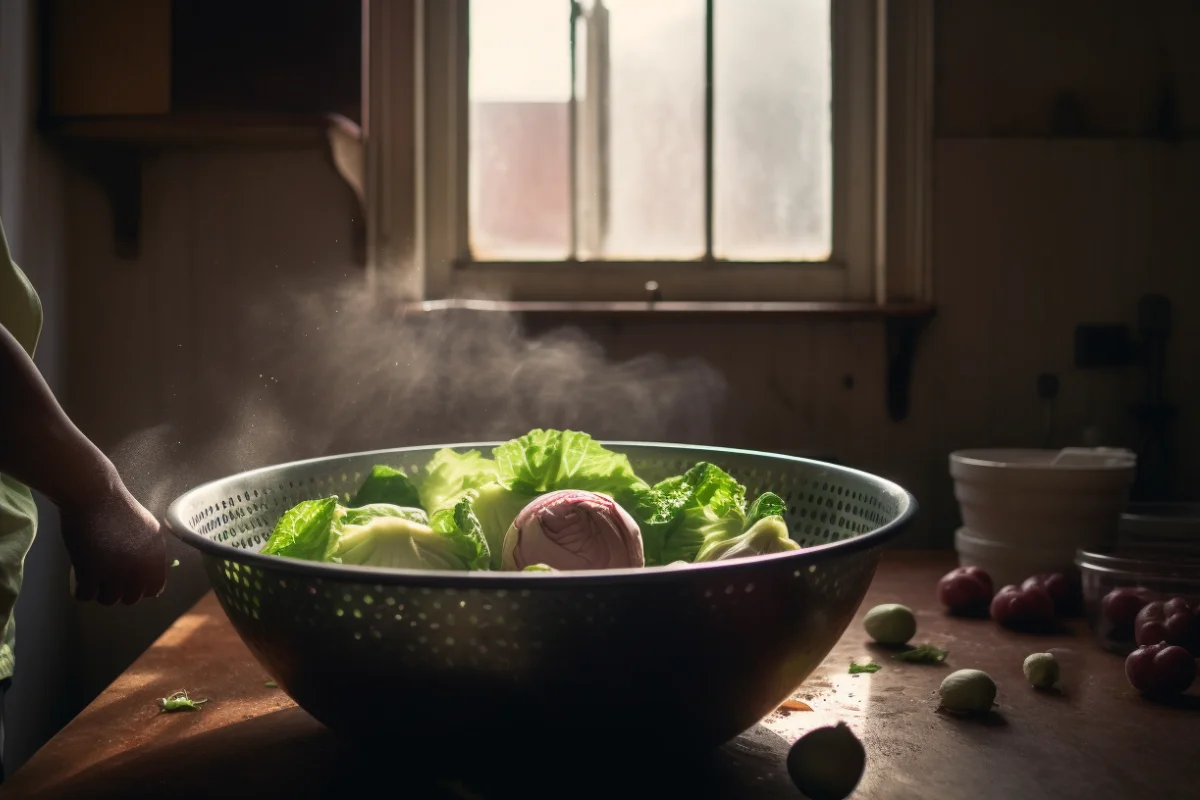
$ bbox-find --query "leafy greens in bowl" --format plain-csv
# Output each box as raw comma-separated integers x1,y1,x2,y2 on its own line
258,428,799,574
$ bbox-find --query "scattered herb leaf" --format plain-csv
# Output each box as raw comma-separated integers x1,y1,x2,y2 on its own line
171,559,180,568
894,644,949,664
849,661,881,674
264,680,278,688
159,690,208,712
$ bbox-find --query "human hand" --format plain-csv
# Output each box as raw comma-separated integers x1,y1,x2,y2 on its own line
61,482,167,605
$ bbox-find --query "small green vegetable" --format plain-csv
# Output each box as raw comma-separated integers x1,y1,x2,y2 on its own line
349,465,422,509
418,449,500,512
264,680,278,688
862,603,917,645
745,491,786,528
849,661,881,674
786,722,866,800
938,669,996,713
170,559,180,568
522,564,556,573
894,644,948,664
260,496,341,561
694,516,799,562
1023,652,1060,689
159,690,208,712
635,461,748,565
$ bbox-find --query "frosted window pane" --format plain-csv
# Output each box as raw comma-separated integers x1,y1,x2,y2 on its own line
713,0,832,261
602,0,705,260
469,0,571,260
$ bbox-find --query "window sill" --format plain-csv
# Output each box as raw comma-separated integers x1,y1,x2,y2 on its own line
405,299,936,321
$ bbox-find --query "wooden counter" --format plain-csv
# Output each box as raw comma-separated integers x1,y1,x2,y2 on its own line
5,552,1199,799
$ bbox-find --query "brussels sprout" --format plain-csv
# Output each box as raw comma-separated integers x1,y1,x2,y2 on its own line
863,604,917,646
786,722,865,800
939,669,997,713
1023,653,1060,689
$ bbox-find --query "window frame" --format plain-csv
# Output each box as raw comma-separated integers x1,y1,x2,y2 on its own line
365,0,932,306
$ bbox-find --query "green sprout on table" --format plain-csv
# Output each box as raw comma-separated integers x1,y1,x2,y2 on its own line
893,644,949,664
849,661,881,674
159,690,208,712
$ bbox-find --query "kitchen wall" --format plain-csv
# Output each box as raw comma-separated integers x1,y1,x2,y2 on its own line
4,0,1200,773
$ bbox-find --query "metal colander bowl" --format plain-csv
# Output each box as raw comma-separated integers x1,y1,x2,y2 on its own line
166,443,916,753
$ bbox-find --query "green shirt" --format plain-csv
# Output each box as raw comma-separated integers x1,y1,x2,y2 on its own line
0,216,44,680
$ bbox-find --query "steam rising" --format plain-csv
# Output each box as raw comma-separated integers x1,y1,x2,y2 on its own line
112,282,726,516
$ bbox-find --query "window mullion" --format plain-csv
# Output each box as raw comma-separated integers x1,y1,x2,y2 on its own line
574,1,609,260
703,0,714,261
569,0,579,260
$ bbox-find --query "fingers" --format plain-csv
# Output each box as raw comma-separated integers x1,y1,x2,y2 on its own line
96,580,123,606
121,559,167,605
73,570,99,603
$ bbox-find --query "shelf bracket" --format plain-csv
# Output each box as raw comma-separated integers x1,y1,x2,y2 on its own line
64,144,143,259
885,313,932,422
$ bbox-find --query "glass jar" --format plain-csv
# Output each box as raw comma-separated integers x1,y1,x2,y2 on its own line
1076,544,1200,655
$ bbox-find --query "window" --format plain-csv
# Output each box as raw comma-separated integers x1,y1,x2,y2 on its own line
366,0,932,305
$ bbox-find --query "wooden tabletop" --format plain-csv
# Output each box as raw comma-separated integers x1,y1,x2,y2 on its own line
5,551,1199,799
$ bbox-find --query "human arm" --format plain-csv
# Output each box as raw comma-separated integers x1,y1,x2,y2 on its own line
0,321,165,604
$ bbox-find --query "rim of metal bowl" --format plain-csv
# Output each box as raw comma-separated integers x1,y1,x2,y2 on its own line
165,441,918,588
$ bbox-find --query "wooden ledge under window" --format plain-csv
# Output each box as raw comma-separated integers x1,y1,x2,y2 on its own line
404,299,937,322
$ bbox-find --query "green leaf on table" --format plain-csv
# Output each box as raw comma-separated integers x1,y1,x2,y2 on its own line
849,661,881,674
893,644,948,664
159,690,208,712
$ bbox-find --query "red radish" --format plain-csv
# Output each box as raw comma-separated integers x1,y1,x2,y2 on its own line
937,567,994,614
1100,586,1156,640
1125,642,1197,698
1134,598,1200,655
990,583,1055,629
1022,572,1079,616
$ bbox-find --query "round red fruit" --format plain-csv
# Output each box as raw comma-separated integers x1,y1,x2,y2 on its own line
1134,598,1200,655
1022,572,1077,615
990,583,1055,628
1125,642,1197,698
938,567,994,613
1101,586,1155,636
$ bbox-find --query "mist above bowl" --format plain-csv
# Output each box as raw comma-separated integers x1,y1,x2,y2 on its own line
951,448,1135,552
165,442,916,753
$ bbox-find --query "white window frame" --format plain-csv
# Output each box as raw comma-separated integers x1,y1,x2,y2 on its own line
365,0,932,306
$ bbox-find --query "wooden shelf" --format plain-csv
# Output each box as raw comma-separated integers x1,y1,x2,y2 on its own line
43,113,365,263
41,113,360,148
